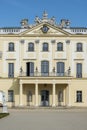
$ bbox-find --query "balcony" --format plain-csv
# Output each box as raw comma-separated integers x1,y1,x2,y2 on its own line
19,71,71,77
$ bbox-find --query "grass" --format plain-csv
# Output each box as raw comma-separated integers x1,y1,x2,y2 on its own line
0,113,9,119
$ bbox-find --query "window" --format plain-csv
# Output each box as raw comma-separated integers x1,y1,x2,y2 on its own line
76,91,82,102
41,61,49,76
8,63,14,78
8,90,14,102
8,42,14,51
26,62,34,76
77,43,83,52
76,63,82,78
57,62,65,76
57,42,63,51
43,43,48,51
28,42,34,51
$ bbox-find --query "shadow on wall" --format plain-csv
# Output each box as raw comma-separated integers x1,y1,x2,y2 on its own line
8,78,19,107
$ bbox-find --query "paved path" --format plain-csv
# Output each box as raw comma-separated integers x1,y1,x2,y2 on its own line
0,108,87,130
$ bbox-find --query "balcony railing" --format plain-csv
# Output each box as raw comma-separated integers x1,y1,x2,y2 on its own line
19,71,71,77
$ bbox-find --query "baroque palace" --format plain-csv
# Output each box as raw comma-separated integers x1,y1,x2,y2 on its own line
0,11,87,107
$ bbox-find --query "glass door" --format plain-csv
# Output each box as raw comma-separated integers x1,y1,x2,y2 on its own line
41,90,49,106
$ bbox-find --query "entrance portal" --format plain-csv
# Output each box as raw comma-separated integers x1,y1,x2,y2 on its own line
41,90,49,106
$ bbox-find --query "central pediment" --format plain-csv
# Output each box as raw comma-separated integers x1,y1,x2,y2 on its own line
19,22,71,36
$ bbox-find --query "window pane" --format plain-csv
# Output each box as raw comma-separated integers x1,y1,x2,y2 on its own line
43,43,48,51
57,42,63,51
30,62,34,76
28,43,34,51
8,63,14,77
57,62,64,76
77,43,82,51
41,61,49,76
9,42,14,51
8,90,14,102
76,63,82,78
76,91,82,102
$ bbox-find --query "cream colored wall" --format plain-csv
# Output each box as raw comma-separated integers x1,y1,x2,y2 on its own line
70,79,87,107
0,36,87,78
19,84,53,106
23,84,35,106
0,78,19,107
0,31,87,107
56,84,66,106
0,78,87,107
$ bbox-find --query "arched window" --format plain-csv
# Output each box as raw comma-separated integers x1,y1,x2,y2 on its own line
43,42,48,51
77,43,83,52
41,61,49,76
8,42,14,51
57,62,65,76
28,42,34,51
57,42,63,51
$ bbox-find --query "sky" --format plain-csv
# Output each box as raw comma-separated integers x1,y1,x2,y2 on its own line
0,0,87,27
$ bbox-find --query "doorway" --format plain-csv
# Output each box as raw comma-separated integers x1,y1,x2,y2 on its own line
26,62,34,76
41,90,49,106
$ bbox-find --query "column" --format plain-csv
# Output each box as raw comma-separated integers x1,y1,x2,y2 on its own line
19,83,23,106
52,83,56,107
35,83,38,106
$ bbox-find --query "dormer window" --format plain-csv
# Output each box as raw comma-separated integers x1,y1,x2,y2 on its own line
8,42,14,51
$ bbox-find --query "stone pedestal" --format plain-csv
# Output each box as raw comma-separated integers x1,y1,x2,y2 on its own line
2,105,8,113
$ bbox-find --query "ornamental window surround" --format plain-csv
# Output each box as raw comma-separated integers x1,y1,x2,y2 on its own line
57,42,63,51
77,43,83,52
28,42,34,51
43,42,49,51
8,42,14,51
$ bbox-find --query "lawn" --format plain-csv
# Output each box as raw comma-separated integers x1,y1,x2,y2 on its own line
0,113,9,119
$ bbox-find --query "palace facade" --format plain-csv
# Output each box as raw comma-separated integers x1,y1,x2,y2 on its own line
0,12,87,107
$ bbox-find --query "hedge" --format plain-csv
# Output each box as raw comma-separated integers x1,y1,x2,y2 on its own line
0,113,9,119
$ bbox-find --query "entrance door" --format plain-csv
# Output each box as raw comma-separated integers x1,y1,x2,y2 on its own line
41,90,49,106
26,62,34,76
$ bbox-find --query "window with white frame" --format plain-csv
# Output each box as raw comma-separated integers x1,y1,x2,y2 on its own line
57,42,63,51
8,42,14,51
41,61,49,76
8,63,14,78
57,62,65,76
43,42,49,51
8,90,14,102
28,42,34,51
77,43,83,52
76,63,82,78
